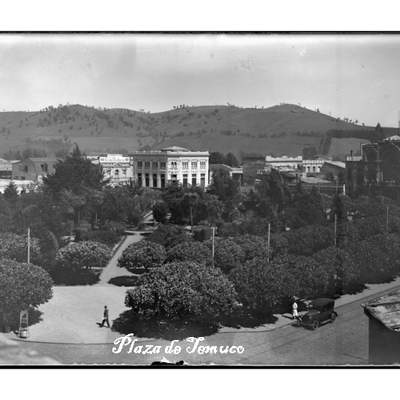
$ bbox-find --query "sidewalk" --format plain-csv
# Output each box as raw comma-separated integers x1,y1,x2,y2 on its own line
97,234,142,285
219,276,400,334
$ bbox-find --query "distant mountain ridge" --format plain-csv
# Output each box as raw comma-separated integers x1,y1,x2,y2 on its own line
0,103,392,159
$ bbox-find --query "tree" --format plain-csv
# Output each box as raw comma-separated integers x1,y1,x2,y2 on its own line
152,201,169,224
43,145,105,229
229,259,283,317
3,181,18,204
286,185,325,228
147,224,192,249
118,240,166,272
225,152,240,167
54,241,111,284
166,241,211,265
231,234,267,262
282,225,334,256
0,259,53,331
0,232,41,264
209,151,226,165
125,261,238,326
205,237,245,273
312,246,362,294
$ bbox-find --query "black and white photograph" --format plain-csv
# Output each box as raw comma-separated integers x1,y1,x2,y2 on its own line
2,31,400,368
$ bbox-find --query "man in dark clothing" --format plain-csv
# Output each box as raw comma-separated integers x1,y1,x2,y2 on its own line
99,305,110,328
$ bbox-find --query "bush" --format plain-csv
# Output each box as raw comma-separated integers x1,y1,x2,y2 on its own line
79,229,121,247
0,232,41,265
348,234,400,284
125,261,238,326
166,241,211,265
230,253,339,318
229,260,282,317
152,201,169,224
118,240,166,272
312,246,362,294
204,237,245,273
146,224,191,249
54,241,111,284
282,225,334,256
0,259,53,331
231,234,267,262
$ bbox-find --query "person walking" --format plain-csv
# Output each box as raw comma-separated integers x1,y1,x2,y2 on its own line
292,298,299,321
100,305,110,328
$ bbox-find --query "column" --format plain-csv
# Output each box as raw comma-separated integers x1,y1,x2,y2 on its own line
157,173,161,188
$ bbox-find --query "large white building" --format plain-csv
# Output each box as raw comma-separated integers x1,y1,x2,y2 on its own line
87,154,134,185
131,146,209,188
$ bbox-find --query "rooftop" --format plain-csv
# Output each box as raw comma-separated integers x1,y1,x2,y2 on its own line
161,146,190,152
363,289,400,332
323,160,346,169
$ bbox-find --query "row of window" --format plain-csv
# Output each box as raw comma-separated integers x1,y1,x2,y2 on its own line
138,173,166,188
136,160,207,170
137,161,166,169
104,168,128,176
137,173,206,188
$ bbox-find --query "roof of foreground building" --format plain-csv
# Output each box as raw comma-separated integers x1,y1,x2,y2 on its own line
363,289,400,332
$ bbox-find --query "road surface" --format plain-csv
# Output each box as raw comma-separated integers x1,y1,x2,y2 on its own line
13,283,400,366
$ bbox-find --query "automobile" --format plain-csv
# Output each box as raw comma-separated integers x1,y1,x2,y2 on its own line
299,298,338,330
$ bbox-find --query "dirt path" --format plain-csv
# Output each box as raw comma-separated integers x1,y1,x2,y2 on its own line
97,233,144,285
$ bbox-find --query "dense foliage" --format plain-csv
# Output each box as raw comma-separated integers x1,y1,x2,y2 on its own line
204,237,245,273
125,261,238,326
0,232,41,264
166,241,211,265
0,259,53,329
118,240,167,272
146,224,192,249
54,240,111,284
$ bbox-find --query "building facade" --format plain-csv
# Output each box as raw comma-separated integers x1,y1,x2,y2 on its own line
265,155,303,172
363,289,400,364
12,157,58,182
131,146,209,188
302,158,327,175
0,158,12,179
87,154,133,185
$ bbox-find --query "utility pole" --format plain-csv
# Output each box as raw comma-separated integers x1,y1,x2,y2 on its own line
211,226,216,267
334,214,337,247
27,227,31,264
386,205,389,232
267,223,271,263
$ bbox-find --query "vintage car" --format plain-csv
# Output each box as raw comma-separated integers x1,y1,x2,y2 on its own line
299,298,338,329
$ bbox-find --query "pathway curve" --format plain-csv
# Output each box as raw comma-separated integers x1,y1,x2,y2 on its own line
16,230,147,344
97,234,142,286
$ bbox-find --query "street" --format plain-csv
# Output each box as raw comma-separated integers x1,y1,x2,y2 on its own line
13,282,400,366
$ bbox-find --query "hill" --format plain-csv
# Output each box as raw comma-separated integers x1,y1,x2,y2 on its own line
0,103,386,159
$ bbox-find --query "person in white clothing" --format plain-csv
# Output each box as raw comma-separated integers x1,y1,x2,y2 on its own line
292,299,298,320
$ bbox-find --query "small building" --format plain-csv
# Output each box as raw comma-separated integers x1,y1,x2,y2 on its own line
265,155,303,172
242,154,267,185
12,157,58,182
302,158,330,176
320,160,346,183
0,158,12,179
87,153,133,186
363,289,400,364
209,164,243,185
130,146,209,188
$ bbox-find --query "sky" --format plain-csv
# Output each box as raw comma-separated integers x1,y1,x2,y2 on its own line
1,33,400,126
